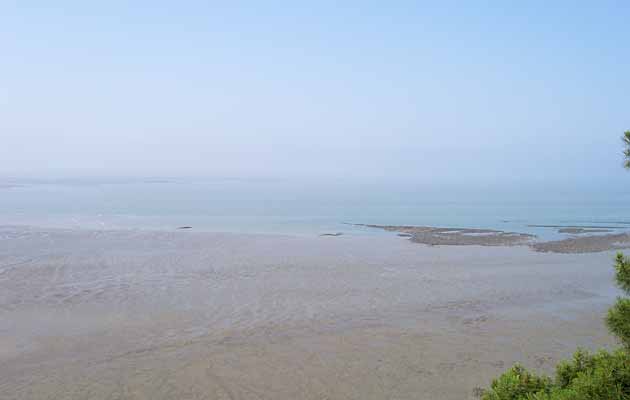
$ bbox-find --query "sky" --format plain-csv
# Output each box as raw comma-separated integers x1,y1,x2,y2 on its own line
1,1,629,183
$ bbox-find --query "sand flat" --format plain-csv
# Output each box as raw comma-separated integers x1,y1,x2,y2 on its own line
0,226,621,399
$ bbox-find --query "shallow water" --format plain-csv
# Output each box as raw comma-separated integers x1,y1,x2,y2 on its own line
2,179,630,239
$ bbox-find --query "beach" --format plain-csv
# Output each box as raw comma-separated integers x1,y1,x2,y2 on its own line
0,226,622,399
4,1,630,397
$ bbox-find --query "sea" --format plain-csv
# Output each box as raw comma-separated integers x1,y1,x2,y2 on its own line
1,177,630,240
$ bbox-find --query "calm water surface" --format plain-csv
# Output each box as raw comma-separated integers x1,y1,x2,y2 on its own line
1,178,629,239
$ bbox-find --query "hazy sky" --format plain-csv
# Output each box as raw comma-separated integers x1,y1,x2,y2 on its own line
2,1,629,182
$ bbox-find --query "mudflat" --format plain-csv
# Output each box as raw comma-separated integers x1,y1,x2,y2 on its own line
531,233,630,253
353,224,535,247
358,223,630,253
0,226,621,399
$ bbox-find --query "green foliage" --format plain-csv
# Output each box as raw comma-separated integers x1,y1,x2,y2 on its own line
606,253,630,348
481,364,551,400
614,252,630,294
480,349,630,400
554,348,595,388
624,130,630,169
606,298,630,349
555,349,630,397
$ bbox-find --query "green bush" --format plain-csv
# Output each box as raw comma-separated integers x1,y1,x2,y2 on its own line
607,298,630,349
481,364,551,399
481,349,630,400
606,253,630,350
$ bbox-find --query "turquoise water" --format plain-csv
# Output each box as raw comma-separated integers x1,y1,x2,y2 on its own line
2,178,630,240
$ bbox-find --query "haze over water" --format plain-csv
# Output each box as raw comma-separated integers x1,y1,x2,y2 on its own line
2,178,630,239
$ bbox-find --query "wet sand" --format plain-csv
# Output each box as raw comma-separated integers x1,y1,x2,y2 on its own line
0,226,622,399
